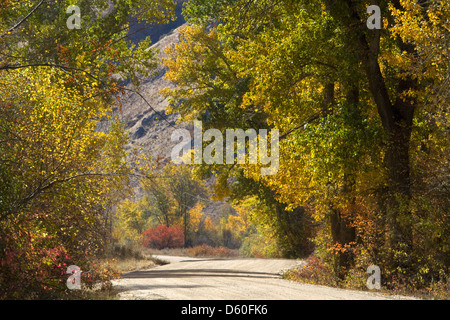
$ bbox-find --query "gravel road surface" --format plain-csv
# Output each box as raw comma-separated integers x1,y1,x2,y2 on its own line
113,255,415,300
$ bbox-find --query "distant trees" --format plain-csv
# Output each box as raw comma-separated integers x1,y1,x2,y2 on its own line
113,163,208,246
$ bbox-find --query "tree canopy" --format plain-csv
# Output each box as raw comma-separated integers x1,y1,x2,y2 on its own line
163,0,449,288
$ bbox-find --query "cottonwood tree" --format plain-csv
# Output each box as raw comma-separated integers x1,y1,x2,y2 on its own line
163,0,448,283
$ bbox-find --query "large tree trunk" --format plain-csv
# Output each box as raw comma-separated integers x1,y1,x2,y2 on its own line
364,45,416,258
325,0,417,270
329,84,359,279
384,118,414,248
330,207,356,279
275,205,316,258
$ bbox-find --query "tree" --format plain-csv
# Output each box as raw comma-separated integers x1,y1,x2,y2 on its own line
129,162,208,247
115,198,153,241
164,0,374,266
187,202,210,245
0,0,177,298
163,0,448,284
0,66,131,298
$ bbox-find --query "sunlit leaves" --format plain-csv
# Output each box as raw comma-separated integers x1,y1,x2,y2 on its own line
163,0,448,285
0,65,131,298
0,0,176,298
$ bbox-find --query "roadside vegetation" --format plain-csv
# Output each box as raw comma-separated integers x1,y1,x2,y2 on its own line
282,255,449,300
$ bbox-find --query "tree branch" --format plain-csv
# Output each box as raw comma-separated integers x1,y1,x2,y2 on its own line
0,62,176,129
0,0,46,38
279,112,322,140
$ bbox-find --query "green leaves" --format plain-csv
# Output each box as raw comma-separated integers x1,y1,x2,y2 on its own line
1,0,176,92
161,0,448,287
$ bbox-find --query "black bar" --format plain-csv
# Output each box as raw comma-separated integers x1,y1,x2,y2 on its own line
0,299,442,319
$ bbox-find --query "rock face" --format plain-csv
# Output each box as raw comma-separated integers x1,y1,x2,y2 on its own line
121,22,190,162
111,0,190,163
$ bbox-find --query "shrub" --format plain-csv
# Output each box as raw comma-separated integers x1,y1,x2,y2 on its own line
239,233,281,258
108,242,147,260
142,225,184,250
283,255,338,287
186,244,240,258
240,234,266,258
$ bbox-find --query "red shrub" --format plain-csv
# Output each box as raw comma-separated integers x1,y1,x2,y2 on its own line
142,225,185,249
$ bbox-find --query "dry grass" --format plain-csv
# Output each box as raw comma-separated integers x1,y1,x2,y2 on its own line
186,244,240,258
142,247,189,257
106,243,169,273
110,257,158,273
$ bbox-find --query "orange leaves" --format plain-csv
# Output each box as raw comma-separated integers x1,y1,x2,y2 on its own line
142,225,185,250
326,241,357,255
56,44,71,64
283,255,336,286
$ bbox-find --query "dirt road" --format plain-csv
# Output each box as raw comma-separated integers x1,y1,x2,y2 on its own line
113,255,415,300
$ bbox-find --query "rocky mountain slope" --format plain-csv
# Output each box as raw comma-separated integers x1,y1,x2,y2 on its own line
119,1,189,162
121,24,189,162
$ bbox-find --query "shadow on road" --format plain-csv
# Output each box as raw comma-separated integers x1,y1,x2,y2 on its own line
122,268,280,280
